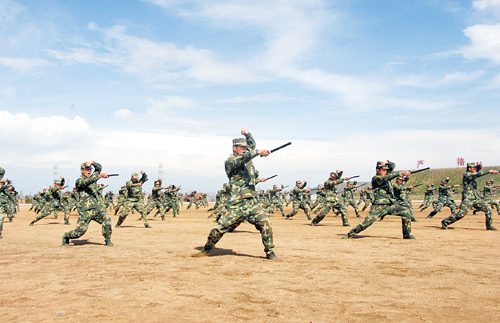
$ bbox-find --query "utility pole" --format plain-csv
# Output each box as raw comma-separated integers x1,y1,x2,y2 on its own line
158,163,163,181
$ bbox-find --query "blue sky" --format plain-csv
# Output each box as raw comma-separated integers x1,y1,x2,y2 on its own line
1,0,500,195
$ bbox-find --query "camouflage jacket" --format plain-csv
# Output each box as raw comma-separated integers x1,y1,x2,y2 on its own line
225,132,260,204
483,185,499,200
324,178,343,202
462,169,492,201
424,187,436,197
126,172,148,202
372,161,398,205
290,182,308,203
75,161,104,210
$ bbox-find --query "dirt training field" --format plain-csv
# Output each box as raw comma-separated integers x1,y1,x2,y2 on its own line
1,204,500,322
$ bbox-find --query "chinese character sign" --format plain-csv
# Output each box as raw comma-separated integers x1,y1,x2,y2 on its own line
457,158,465,166
417,160,425,168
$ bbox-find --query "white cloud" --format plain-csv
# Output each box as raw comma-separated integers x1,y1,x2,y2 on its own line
473,0,500,16
462,23,500,64
0,57,50,72
1,86,16,98
215,93,299,104
114,109,145,122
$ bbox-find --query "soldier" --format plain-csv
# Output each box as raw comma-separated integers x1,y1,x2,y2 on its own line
381,176,417,222
361,187,374,211
195,128,276,259
311,170,351,226
419,184,437,212
116,171,151,228
146,179,166,219
29,177,66,226
163,184,181,217
286,180,312,220
483,180,500,215
0,167,11,238
114,186,127,215
342,181,361,217
269,185,285,216
343,160,415,239
61,191,73,225
441,162,499,230
186,191,199,210
426,178,460,219
104,191,115,211
62,161,113,246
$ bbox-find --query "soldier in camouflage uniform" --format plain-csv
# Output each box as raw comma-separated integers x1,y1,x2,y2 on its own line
116,171,151,228
29,177,66,226
426,178,460,219
343,160,415,239
483,180,500,215
104,191,115,211
196,129,276,259
361,187,374,211
311,170,351,226
163,184,181,217
62,161,113,246
0,167,12,238
381,176,417,222
269,185,285,216
441,162,499,230
186,191,199,210
61,191,73,225
146,179,166,219
114,186,127,215
285,180,312,220
342,181,361,217
419,184,437,212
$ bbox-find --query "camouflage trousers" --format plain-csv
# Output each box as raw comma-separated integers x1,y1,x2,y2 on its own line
203,197,275,256
345,204,413,238
0,202,6,235
63,206,112,241
419,197,437,211
164,201,179,217
427,199,457,218
286,201,311,220
146,199,165,218
361,199,373,211
485,199,500,215
114,198,125,215
269,201,285,216
187,199,199,210
312,199,348,225
31,205,62,224
117,200,149,227
345,198,360,217
442,198,494,229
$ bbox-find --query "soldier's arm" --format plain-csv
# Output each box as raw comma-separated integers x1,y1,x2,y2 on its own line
244,132,256,150
140,171,148,184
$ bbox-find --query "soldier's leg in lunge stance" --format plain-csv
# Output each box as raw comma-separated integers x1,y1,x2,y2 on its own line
92,209,113,245
116,201,132,227
441,201,469,229
29,206,53,225
427,201,444,218
247,203,275,258
62,210,92,244
134,202,150,228
301,203,312,220
286,202,300,219
201,207,246,253
343,205,383,238
311,204,331,225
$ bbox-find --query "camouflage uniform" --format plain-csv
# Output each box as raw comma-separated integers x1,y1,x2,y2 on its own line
186,191,199,210
104,191,115,211
442,163,498,230
426,178,458,218
286,181,311,220
0,167,8,237
311,171,349,226
361,187,374,211
481,181,500,215
116,172,150,228
342,181,361,217
146,180,166,219
61,192,73,225
419,184,437,212
200,132,275,259
62,161,113,246
343,161,415,239
29,178,65,225
269,185,285,216
114,186,127,215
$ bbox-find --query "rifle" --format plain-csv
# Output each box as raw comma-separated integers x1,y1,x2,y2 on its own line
266,174,277,181
107,174,120,177
261,142,292,157
409,167,430,175
348,175,360,180
282,185,289,189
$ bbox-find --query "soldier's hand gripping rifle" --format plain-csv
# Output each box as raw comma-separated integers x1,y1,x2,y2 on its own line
260,142,292,157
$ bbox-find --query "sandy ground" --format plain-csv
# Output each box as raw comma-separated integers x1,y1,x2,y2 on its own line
1,203,500,323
